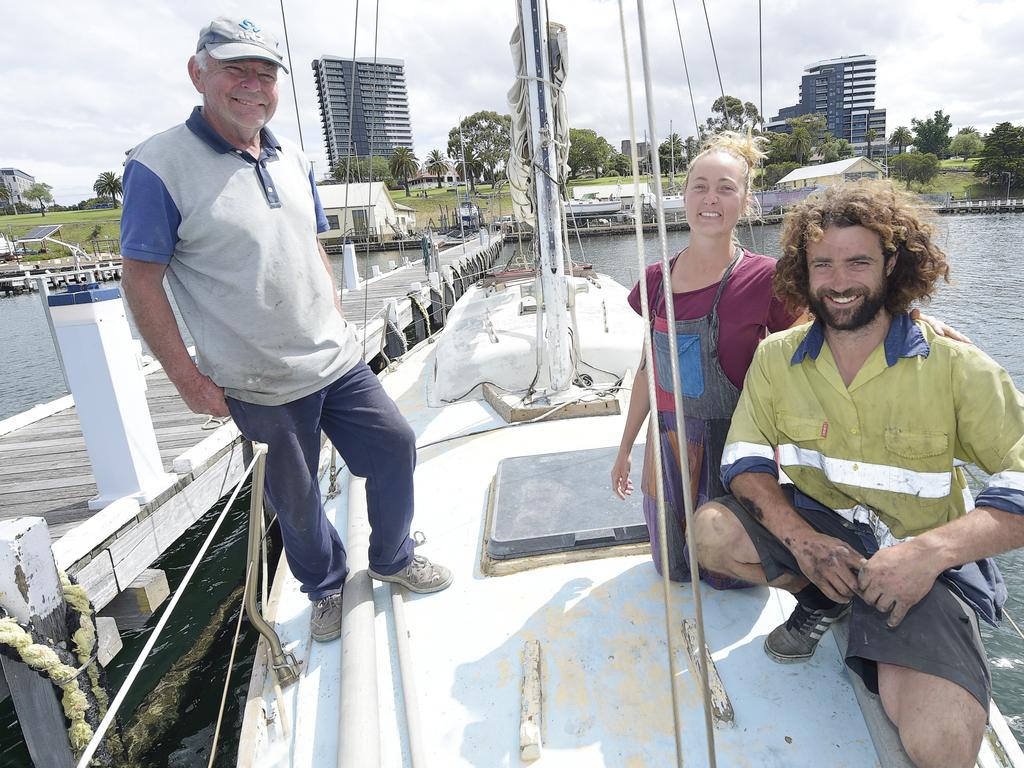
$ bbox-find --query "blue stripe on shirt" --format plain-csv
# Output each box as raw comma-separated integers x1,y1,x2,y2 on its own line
721,456,778,491
976,486,1024,517
310,169,329,234
121,159,181,264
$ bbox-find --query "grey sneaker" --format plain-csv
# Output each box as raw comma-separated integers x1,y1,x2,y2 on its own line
368,554,453,594
764,601,850,663
310,592,343,642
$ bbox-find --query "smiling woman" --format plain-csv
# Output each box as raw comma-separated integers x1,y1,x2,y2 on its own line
610,130,800,584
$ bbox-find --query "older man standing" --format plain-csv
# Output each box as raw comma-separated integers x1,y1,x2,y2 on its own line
693,181,1024,768
120,17,450,643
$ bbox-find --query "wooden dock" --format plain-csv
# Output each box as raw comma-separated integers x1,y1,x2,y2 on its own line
0,238,501,625
0,259,123,296
933,197,1024,215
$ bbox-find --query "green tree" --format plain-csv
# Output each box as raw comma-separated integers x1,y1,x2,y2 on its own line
889,126,913,155
567,128,613,179
786,113,827,146
92,171,123,207
760,162,800,189
705,95,764,133
764,131,795,165
974,122,1024,188
447,111,512,185
424,149,449,188
658,133,685,177
786,126,813,165
865,129,878,160
24,182,54,216
889,153,940,189
330,156,393,185
911,110,952,157
605,150,631,176
819,140,840,163
684,136,701,166
388,147,419,197
949,129,983,160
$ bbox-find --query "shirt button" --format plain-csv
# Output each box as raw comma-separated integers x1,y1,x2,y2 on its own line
852,463,859,471
850,427,859,435
268,186,274,192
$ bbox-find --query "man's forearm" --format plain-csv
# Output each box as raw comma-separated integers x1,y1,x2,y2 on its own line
121,260,200,387
730,472,816,545
912,506,1024,571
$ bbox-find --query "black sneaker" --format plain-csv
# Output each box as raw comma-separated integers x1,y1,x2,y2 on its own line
311,592,343,642
764,601,850,663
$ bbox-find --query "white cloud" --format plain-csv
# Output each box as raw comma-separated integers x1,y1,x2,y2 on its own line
2,0,1020,203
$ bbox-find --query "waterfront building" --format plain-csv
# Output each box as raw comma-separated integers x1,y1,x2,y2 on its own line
312,56,414,171
775,157,884,190
767,55,887,159
316,182,417,243
0,168,35,206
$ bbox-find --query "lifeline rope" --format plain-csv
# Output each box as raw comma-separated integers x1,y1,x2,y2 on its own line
616,2,685,766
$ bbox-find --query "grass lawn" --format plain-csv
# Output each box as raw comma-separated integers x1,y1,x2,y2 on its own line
0,208,122,256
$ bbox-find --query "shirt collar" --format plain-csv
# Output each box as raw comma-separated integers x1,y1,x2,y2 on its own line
185,106,282,157
791,312,931,367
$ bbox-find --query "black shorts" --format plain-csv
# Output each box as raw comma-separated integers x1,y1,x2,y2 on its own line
716,488,991,709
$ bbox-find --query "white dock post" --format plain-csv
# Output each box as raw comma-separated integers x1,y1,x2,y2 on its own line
387,259,397,271
48,283,176,510
428,271,440,291
342,242,360,290
0,517,75,767
371,264,382,278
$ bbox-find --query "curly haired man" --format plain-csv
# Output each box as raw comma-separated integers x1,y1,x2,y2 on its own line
693,180,1024,767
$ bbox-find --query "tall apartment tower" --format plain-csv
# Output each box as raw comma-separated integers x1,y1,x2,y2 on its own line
312,56,414,171
767,55,887,159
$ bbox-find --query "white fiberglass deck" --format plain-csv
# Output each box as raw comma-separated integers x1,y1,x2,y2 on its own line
239,309,883,767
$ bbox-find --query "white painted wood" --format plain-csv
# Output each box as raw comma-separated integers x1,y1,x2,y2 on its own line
520,639,543,761
171,422,240,474
95,615,122,667
52,496,141,570
70,549,118,610
0,395,75,438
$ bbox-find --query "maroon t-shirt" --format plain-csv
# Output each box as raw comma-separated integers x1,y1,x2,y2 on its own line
627,250,797,389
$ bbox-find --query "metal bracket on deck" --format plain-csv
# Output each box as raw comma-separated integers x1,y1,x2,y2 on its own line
244,442,303,688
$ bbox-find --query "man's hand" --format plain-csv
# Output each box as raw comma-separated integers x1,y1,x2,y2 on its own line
176,371,229,417
857,541,940,627
790,531,866,603
611,450,633,500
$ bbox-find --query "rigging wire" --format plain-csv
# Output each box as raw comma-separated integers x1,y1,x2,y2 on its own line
361,0,382,359
669,0,702,140
278,0,305,152
635,0,720,764
616,2,684,766
700,0,731,131
338,0,361,317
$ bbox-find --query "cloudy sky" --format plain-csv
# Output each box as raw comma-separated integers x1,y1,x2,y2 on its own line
3,0,1022,204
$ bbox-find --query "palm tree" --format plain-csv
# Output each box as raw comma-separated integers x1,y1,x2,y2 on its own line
889,126,913,156
93,171,123,206
425,150,450,188
388,147,419,197
865,129,878,160
786,127,813,165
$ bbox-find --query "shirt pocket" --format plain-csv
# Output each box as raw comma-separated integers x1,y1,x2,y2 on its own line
778,413,828,444
653,330,705,398
883,428,949,459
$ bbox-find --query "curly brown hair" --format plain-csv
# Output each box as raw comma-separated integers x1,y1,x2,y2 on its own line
773,179,951,316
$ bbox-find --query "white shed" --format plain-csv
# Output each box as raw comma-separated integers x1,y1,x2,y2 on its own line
776,157,884,190
317,182,415,240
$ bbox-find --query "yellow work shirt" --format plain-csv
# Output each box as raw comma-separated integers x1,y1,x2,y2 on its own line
721,314,1024,545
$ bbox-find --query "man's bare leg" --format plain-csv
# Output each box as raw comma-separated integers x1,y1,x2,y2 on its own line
693,501,808,591
877,663,986,768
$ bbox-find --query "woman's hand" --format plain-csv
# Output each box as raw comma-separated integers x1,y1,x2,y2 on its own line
912,308,972,344
611,450,634,500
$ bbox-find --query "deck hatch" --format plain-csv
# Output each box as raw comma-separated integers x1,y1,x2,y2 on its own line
487,444,648,559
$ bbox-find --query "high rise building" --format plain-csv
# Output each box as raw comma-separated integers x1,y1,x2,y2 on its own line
767,55,887,159
312,56,414,171
0,168,35,205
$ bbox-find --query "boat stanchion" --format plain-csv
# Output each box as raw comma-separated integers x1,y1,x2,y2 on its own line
244,442,301,688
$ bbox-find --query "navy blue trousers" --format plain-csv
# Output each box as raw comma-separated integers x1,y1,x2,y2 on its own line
226,362,416,600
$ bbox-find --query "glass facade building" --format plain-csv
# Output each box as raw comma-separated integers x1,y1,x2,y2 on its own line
767,55,887,159
312,56,414,171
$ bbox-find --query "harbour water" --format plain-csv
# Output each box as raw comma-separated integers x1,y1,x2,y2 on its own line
0,214,1021,764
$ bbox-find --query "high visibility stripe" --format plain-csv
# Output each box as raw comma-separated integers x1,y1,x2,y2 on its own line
989,471,1024,492
832,504,911,550
722,441,775,466
777,444,951,499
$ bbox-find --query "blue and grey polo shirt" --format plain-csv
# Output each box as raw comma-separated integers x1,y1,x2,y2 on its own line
121,107,360,405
